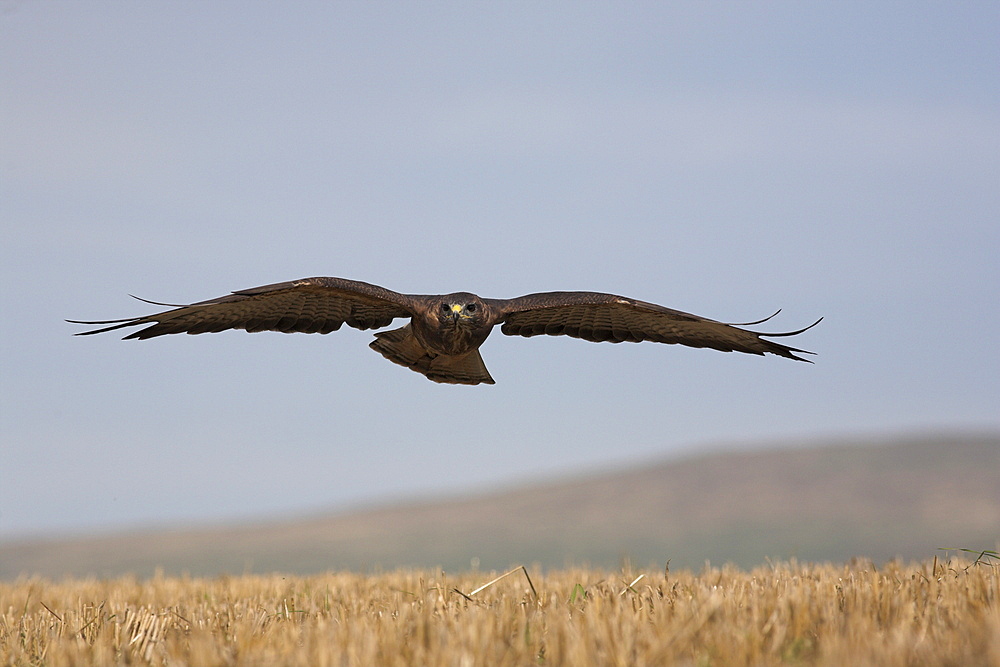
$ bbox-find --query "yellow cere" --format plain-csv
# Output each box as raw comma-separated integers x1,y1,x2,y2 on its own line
451,304,464,313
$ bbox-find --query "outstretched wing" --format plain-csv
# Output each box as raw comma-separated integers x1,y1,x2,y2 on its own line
491,292,820,361
69,277,416,339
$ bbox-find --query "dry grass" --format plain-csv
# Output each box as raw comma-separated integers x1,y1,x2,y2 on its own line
2,558,998,666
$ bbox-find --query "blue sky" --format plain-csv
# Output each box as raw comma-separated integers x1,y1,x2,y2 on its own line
2,2,998,539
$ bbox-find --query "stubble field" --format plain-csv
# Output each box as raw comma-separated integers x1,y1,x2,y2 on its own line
2,557,998,666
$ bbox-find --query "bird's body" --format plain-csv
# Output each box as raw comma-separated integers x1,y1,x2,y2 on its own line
70,276,820,385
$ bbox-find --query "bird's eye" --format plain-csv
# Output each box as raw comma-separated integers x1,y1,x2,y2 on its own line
466,303,477,312
440,303,451,311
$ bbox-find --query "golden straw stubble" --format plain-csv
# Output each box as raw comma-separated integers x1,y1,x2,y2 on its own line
2,558,998,667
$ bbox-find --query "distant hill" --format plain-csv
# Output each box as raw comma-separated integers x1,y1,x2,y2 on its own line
2,433,997,578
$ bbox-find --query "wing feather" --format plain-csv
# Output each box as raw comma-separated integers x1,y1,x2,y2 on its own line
69,277,415,339
492,292,820,361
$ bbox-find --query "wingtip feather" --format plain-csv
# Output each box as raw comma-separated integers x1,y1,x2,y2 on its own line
758,316,823,338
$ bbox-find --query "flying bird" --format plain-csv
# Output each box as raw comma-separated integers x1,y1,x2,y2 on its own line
70,276,821,385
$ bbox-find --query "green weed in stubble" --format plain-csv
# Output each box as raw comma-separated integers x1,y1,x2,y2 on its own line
938,547,1000,567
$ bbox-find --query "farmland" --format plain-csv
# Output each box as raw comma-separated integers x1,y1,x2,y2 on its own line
3,557,997,666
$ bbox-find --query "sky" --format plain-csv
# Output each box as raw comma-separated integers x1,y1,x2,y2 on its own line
2,2,998,540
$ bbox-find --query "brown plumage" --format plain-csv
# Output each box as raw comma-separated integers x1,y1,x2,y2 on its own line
69,276,821,385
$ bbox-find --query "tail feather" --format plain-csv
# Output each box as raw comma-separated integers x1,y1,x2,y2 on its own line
427,348,496,385
370,325,495,385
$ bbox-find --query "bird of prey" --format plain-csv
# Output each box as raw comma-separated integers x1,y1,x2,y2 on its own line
70,276,820,385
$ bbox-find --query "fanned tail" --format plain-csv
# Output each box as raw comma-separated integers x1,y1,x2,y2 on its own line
369,325,495,385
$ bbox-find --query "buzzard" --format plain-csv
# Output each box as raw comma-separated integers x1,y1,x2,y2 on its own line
70,276,820,385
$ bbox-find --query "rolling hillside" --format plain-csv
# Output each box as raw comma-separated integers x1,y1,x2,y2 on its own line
3,432,997,578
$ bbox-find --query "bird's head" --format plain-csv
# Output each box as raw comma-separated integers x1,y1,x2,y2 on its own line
435,293,487,329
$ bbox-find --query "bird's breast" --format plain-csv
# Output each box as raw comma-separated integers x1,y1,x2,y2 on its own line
414,318,492,356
